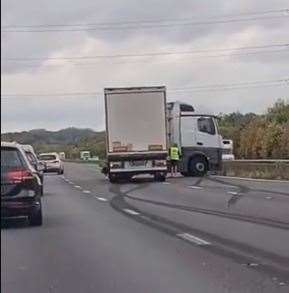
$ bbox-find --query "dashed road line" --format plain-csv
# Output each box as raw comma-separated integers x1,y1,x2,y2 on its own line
82,190,91,194
227,191,239,195
123,209,140,216
188,186,203,190
74,185,82,189
177,233,211,246
94,196,108,202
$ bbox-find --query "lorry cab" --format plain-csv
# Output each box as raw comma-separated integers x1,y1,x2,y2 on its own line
167,102,223,176
80,151,91,161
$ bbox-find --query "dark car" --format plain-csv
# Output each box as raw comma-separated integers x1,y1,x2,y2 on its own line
1,142,43,226
21,144,45,195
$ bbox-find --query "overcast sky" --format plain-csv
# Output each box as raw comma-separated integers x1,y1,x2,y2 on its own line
1,0,289,133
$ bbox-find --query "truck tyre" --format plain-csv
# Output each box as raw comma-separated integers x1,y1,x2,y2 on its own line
189,156,208,177
29,203,43,226
154,173,166,182
180,172,190,177
109,174,119,183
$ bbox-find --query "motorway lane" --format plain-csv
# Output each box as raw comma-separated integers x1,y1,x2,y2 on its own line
1,162,289,293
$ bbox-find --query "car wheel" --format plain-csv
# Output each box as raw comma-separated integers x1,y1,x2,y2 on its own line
189,156,208,177
29,204,43,226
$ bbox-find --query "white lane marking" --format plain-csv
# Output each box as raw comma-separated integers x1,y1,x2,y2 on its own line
177,233,211,246
212,175,289,184
123,209,140,216
227,191,239,195
94,197,108,202
74,185,82,189
83,190,91,194
162,182,171,185
265,196,273,200
188,186,203,190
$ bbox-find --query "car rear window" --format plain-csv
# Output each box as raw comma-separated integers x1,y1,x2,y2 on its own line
1,147,24,170
39,155,56,161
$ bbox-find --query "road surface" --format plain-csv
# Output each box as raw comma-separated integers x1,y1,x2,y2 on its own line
1,162,289,293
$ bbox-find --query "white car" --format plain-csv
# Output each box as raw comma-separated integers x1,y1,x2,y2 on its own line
38,152,64,175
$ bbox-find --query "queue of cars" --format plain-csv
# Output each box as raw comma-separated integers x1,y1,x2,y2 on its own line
1,142,65,226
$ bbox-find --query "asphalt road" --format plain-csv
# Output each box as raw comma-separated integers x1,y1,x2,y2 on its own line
1,162,289,293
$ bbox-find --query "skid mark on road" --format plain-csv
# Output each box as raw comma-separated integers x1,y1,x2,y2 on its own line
109,187,289,284
123,193,289,230
208,177,289,198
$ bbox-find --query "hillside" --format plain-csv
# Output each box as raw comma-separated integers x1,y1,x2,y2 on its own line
1,127,106,158
2,100,288,159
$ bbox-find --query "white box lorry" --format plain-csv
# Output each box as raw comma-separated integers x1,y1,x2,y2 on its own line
104,86,168,182
167,101,223,176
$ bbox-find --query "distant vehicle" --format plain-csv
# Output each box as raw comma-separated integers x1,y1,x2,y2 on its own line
80,151,91,161
21,144,45,195
104,86,168,183
89,156,99,161
1,142,43,226
59,152,66,160
38,152,64,174
222,139,235,161
167,102,223,176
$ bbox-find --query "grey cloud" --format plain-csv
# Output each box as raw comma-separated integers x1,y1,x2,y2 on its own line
1,0,289,132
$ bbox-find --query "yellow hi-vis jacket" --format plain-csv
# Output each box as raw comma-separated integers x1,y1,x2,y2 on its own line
170,147,180,161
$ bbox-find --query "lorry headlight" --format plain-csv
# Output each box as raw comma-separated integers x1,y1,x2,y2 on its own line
110,161,123,169
154,160,167,167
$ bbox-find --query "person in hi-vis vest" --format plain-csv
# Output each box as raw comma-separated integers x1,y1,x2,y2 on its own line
169,143,181,177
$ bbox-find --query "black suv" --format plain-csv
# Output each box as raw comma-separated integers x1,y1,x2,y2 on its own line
21,144,45,195
1,142,43,226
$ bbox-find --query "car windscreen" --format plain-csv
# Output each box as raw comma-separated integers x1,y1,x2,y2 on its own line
39,155,56,161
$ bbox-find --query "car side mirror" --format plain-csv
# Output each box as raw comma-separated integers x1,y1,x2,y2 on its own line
37,162,45,172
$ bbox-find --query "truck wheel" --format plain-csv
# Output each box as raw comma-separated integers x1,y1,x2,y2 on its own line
29,203,43,226
109,174,119,183
180,172,190,177
154,173,166,182
189,157,208,177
